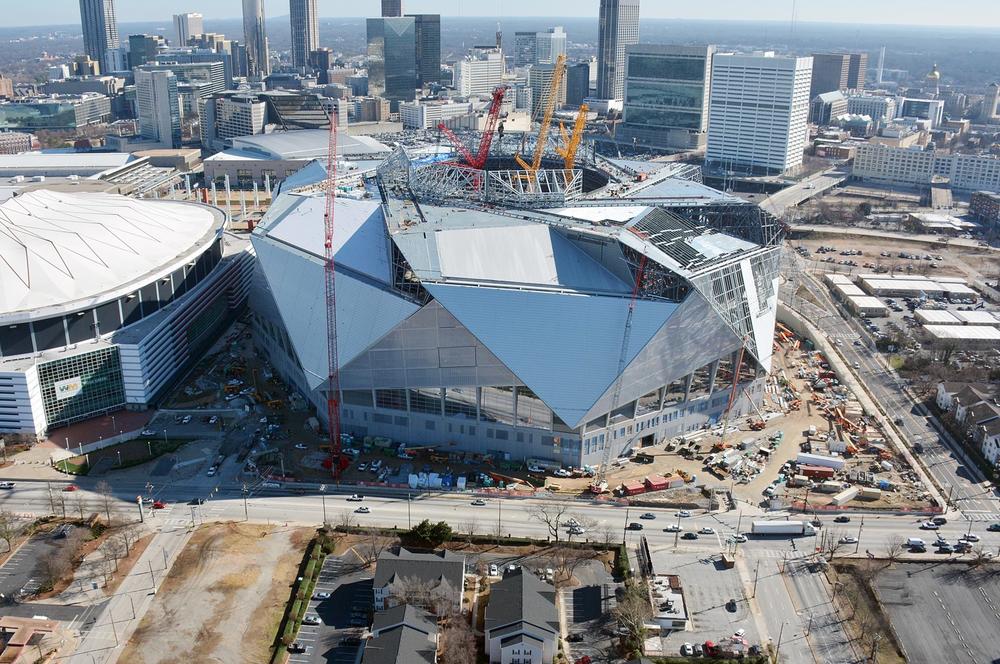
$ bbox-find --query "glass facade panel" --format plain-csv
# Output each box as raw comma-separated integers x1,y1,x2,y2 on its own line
480,386,515,426
66,311,94,344
689,363,713,400
663,379,686,407
444,387,477,419
375,388,407,411
408,388,441,415
624,107,702,130
625,81,704,110
344,390,374,407
628,55,706,81
714,356,735,393
33,316,66,351
36,347,125,427
515,386,551,430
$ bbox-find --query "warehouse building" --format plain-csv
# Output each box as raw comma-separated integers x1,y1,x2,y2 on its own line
250,148,782,467
0,191,253,436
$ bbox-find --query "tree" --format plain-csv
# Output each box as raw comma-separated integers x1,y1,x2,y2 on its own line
338,510,356,529
95,480,114,523
612,581,653,656
439,614,476,664
0,510,19,552
36,551,71,592
72,493,88,520
407,520,453,548
884,535,906,567
819,529,849,561
359,528,392,565
389,575,458,615
118,520,141,556
548,546,599,587
526,503,571,542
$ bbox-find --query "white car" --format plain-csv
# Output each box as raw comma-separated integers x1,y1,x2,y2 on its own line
568,526,585,536
0,481,14,489
680,643,694,656
699,527,716,535
920,521,940,530
664,524,682,533
734,628,746,638
488,564,499,577
302,615,322,626
553,468,571,477
527,464,544,473
294,443,308,450
141,429,156,436
839,536,859,545
960,533,980,542
471,498,487,506
346,494,364,502
675,510,692,518
181,415,192,424
564,518,580,528
730,534,747,543
355,506,370,514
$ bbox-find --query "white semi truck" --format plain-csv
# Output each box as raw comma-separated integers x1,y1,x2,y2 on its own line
751,520,817,536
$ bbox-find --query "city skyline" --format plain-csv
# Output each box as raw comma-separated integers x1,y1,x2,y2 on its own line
6,0,1000,28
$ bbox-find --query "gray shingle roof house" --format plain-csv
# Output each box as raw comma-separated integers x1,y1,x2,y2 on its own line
485,568,559,664
373,548,466,612
362,604,438,664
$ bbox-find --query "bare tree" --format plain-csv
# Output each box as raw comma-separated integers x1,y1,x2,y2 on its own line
103,538,123,574
389,575,458,616
0,510,19,552
527,503,572,542
598,523,617,550
439,613,476,664
548,546,598,587
36,551,71,592
884,535,906,567
969,547,993,569
458,518,479,545
612,581,653,650
118,520,141,556
819,529,849,561
95,480,114,523
338,509,356,530
359,528,392,565
72,493,88,520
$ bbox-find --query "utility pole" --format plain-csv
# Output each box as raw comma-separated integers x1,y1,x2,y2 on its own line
407,493,412,529
320,484,327,526
242,484,249,521
753,559,761,598
673,513,681,549
622,508,630,544
773,621,786,664
855,516,864,554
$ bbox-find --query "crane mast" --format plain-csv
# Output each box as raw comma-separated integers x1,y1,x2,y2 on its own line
556,103,589,170
438,85,508,170
324,117,343,478
515,54,567,174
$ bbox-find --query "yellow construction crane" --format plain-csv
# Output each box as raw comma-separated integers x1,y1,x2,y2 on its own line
555,103,588,170
515,53,566,175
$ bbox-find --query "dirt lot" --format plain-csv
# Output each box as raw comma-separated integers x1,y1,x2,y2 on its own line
121,523,310,664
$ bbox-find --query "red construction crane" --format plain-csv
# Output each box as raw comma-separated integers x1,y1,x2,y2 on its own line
438,85,508,169
323,117,346,478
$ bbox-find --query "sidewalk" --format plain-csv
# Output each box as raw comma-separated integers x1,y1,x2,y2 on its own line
0,442,74,481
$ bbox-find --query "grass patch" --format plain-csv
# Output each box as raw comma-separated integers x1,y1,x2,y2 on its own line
54,458,90,475
271,535,328,663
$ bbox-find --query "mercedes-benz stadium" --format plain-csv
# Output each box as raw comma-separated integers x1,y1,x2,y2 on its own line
0,190,253,436
250,148,783,468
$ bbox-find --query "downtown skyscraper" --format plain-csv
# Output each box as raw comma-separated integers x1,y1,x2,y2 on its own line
596,0,639,100
290,0,319,69
78,0,120,75
173,12,203,47
242,0,270,77
382,0,403,17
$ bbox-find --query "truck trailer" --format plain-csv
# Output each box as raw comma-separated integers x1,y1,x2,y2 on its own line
751,520,817,536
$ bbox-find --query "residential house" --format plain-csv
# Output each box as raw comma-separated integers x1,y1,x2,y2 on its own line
361,604,438,664
484,568,559,664
373,548,466,612
935,381,1000,468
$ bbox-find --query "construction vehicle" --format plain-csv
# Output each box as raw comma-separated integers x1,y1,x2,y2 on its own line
554,103,588,170
438,85,508,170
751,520,817,537
515,54,567,180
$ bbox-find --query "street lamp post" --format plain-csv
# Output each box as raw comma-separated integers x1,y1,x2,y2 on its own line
320,484,327,526
407,493,412,530
773,621,787,664
855,516,864,554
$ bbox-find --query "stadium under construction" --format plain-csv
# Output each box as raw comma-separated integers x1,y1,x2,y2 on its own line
249,133,783,468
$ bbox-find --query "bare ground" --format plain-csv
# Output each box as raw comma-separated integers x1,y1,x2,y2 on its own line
120,522,309,664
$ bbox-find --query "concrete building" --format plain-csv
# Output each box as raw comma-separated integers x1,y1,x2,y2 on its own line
399,100,473,130
354,96,391,122
289,0,319,70
810,90,848,125
367,17,417,110
853,143,1000,192
135,69,181,149
455,48,504,98
485,569,558,664
979,83,1000,123
809,52,867,99
707,53,813,175
620,44,714,152
513,32,538,68
846,94,896,123
0,131,36,154
199,92,267,151
173,13,203,47
250,150,781,467
381,0,403,17
899,98,944,128
242,0,270,78
596,0,640,100
0,94,112,132
128,34,166,69
409,14,441,87
79,0,120,75
139,61,226,99
528,63,567,117
372,548,465,612
0,191,252,436
970,191,1000,227
41,76,123,98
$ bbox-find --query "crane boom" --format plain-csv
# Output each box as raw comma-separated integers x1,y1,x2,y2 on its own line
324,116,343,478
555,103,588,170
515,54,566,174
438,85,508,170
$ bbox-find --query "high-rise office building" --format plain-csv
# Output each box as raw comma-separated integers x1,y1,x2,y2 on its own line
565,62,591,108
455,48,504,97
128,34,166,69
366,17,417,110
596,0,639,100
242,0,270,77
173,13,204,47
382,0,403,17
79,0,120,75
536,27,567,65
529,63,567,117
135,69,181,148
409,14,441,87
810,52,867,99
513,32,538,68
290,0,319,70
199,91,267,150
707,53,813,174
620,44,714,151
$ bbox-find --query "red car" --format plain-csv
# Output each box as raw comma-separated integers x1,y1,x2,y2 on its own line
63,484,79,492
152,500,166,509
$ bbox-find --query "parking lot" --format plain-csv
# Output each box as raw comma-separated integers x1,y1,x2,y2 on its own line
289,553,371,664
0,532,51,598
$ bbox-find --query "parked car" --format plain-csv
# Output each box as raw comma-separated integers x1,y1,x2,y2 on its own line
294,443,308,450
356,463,368,472
152,500,166,509
839,536,858,545
488,564,499,577
566,633,584,643
313,592,331,600
988,523,1000,532
680,643,694,656
960,533,980,542
699,527,715,535
730,534,747,543
141,429,156,436
302,615,322,626
568,526,585,536
63,484,78,492
920,521,940,530
287,642,308,653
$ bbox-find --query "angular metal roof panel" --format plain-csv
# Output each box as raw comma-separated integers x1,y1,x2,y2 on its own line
425,283,678,428
435,225,630,293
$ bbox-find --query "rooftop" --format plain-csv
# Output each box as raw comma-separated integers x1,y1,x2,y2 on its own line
484,568,558,638
227,130,391,161
373,548,465,591
924,325,1000,341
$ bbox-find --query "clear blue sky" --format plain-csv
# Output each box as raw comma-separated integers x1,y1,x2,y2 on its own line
10,0,1000,27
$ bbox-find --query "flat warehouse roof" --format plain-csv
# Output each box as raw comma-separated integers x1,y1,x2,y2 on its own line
952,310,998,325
915,309,959,324
863,279,943,291
850,296,887,309
837,284,866,297
924,325,1000,340
824,273,852,285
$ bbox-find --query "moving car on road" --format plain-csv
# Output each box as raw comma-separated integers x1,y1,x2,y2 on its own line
664,524,682,533
0,482,14,489
699,527,716,535
355,506,370,514
346,494,364,501
627,523,643,531
920,521,939,530
839,536,858,544
471,498,487,506
834,516,851,523
63,484,78,492
675,510,691,518
681,532,699,540
640,512,656,520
